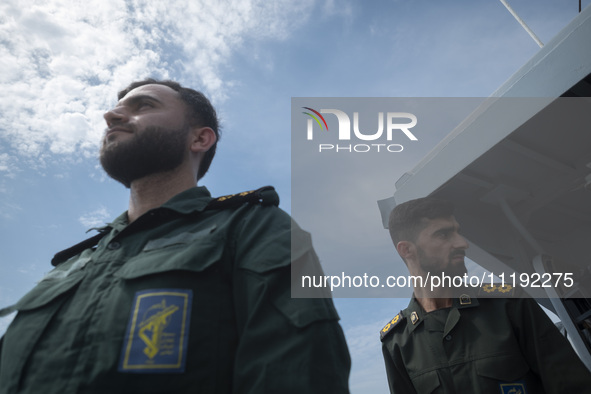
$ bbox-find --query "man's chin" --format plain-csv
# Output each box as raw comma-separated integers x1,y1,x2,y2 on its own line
447,260,467,276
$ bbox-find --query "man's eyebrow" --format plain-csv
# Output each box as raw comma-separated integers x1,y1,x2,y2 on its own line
117,94,163,107
432,225,458,235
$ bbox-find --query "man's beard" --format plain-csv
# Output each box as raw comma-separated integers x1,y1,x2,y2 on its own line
99,124,189,188
416,246,467,278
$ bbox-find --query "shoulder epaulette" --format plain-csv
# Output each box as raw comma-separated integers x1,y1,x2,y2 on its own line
380,312,404,341
51,231,107,267
206,186,279,210
478,282,517,297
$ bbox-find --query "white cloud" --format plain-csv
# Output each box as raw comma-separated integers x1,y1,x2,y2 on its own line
0,0,315,167
79,206,110,228
0,153,19,178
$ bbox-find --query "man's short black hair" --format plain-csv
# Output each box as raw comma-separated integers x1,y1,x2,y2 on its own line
388,197,455,245
118,78,220,181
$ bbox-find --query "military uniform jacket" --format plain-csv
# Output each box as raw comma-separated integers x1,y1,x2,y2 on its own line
0,186,351,394
381,294,591,394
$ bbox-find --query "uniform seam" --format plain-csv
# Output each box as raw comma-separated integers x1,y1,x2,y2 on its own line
408,351,522,378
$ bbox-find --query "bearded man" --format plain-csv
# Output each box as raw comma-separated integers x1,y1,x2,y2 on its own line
380,197,591,394
0,79,351,394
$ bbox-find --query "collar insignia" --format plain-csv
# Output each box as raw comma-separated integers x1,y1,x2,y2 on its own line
459,294,471,305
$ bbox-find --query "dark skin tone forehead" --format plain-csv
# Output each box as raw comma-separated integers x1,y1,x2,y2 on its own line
115,84,184,109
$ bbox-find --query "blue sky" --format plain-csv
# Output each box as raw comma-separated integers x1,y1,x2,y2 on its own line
0,1,586,392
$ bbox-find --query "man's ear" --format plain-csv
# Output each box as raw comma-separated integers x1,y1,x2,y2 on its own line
189,126,216,153
396,241,415,261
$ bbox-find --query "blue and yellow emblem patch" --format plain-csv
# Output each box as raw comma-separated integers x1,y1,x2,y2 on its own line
500,381,527,394
119,289,192,373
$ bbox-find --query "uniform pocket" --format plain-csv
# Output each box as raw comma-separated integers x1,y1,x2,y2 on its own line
273,292,340,328
106,232,229,386
412,370,441,393
15,259,86,311
114,233,225,279
1,256,87,393
475,353,529,382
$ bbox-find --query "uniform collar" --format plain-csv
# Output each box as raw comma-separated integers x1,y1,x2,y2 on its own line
406,292,480,334
96,186,213,232
158,186,212,215
453,292,480,309
406,296,425,334
52,187,213,267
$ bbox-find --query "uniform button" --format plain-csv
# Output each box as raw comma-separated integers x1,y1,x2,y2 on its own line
107,241,121,250
445,335,452,341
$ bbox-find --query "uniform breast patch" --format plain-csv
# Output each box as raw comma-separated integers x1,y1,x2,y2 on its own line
119,289,192,373
500,381,527,394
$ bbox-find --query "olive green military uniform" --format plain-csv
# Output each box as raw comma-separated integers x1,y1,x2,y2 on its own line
0,186,351,394
381,290,591,393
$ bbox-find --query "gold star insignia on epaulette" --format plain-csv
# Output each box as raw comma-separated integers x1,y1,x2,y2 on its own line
498,284,512,293
206,186,279,209
380,313,403,341
216,190,254,202
479,283,515,297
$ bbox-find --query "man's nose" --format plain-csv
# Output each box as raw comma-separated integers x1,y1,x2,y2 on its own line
454,234,469,250
103,106,129,127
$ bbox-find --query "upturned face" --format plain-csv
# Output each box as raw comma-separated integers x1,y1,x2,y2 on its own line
100,84,192,187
